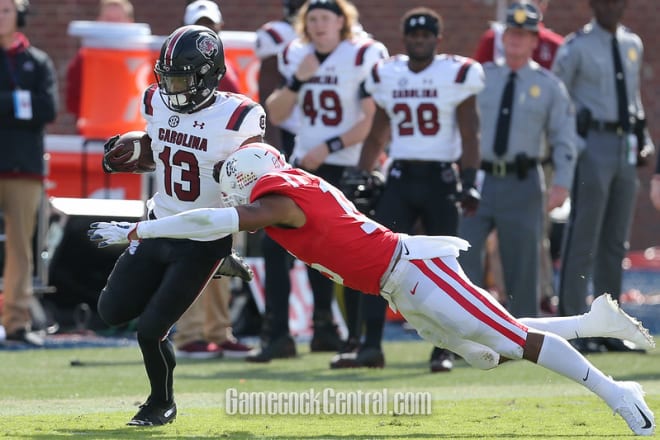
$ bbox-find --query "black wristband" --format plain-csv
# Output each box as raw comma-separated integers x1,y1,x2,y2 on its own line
325,136,345,153
287,75,305,92
461,167,478,187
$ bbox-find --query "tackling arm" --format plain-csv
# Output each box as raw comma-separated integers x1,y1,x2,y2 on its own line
89,196,305,246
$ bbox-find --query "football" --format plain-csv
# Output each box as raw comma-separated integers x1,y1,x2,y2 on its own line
103,131,155,173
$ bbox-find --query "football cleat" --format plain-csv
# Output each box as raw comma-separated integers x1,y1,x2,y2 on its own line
429,347,454,373
609,381,655,436
580,294,655,350
310,322,342,352
330,347,385,369
127,398,177,426
215,250,254,281
246,334,297,363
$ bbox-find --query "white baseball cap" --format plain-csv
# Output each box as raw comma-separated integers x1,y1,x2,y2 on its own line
184,0,222,26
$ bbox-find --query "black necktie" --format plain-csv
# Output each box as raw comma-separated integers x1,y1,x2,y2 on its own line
493,72,516,157
611,36,630,132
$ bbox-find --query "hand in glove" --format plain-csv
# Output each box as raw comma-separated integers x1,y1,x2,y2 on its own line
88,221,139,247
458,167,481,216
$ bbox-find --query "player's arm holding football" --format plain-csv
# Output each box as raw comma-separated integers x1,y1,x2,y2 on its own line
102,131,156,174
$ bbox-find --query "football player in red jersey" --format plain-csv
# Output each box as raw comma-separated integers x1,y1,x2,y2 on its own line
90,143,655,436
97,26,265,426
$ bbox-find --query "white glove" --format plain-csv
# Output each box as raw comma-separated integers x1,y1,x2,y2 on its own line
88,221,138,247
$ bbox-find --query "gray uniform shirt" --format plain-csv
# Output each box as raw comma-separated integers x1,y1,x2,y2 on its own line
552,19,644,125
478,60,577,188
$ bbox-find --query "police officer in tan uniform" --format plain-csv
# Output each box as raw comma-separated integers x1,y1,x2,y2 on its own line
459,2,576,317
552,0,653,352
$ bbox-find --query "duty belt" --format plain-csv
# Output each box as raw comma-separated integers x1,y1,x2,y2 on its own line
589,120,626,135
481,158,538,177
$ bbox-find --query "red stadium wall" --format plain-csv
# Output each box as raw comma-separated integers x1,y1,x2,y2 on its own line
24,0,660,250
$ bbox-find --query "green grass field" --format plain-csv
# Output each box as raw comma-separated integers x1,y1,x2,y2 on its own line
0,339,658,439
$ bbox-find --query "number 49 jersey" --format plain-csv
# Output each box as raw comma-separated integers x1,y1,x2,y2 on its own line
251,168,399,294
364,54,484,162
280,37,388,166
141,85,266,228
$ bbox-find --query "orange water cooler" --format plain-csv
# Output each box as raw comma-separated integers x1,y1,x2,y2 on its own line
64,21,158,199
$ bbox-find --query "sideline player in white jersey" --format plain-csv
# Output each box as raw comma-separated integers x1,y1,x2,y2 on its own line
336,7,484,372
98,25,265,426
265,0,388,355
250,0,306,363
255,0,303,153
91,143,655,436
267,0,387,171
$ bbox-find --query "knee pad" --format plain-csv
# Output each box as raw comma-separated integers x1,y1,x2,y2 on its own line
461,349,500,370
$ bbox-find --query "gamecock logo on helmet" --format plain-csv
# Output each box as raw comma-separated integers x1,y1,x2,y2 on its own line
196,35,218,59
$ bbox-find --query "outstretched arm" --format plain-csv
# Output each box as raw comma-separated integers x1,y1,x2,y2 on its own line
89,195,305,246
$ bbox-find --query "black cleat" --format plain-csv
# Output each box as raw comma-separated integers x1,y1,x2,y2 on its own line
215,249,254,281
430,347,454,373
330,347,385,369
246,334,297,363
310,323,342,352
127,399,177,426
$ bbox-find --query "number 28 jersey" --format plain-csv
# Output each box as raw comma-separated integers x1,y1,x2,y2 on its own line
363,54,484,162
141,85,265,234
251,168,399,294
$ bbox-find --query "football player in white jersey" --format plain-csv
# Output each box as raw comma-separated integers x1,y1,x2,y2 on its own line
98,25,265,426
250,0,308,363
333,7,484,372
255,0,303,153
265,0,388,355
90,143,655,436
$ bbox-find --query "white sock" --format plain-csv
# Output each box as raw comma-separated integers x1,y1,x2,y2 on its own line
535,332,618,405
519,315,587,340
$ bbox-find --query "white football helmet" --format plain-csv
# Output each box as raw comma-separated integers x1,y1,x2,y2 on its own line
219,143,290,207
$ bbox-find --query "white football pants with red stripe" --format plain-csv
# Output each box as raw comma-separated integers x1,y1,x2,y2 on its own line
381,255,528,370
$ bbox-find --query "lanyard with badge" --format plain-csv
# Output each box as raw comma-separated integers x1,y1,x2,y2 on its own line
2,49,32,120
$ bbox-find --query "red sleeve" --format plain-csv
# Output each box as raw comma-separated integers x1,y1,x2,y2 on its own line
65,52,83,117
219,63,241,94
473,29,496,64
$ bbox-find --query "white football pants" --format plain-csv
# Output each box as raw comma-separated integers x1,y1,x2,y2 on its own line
381,255,528,370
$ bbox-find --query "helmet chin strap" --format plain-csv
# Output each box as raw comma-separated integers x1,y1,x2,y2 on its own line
187,89,216,113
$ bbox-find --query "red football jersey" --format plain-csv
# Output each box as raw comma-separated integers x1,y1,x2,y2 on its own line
250,169,399,294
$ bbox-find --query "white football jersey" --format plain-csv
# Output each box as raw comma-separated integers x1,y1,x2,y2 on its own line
141,85,265,239
279,37,388,166
255,20,297,60
364,54,485,162
254,19,301,135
